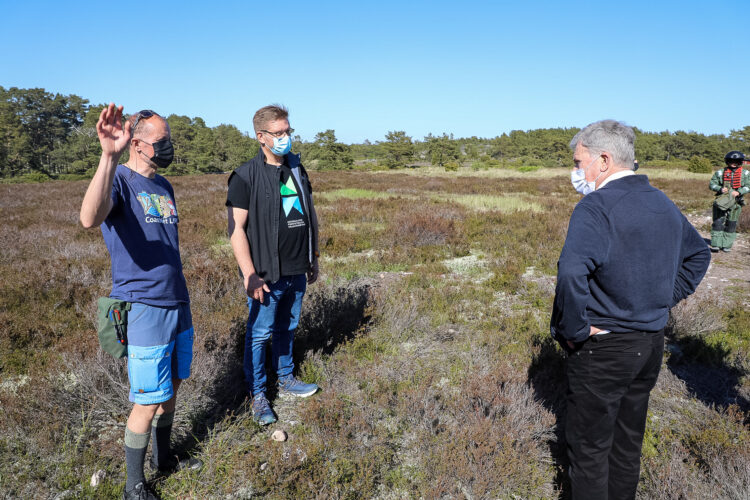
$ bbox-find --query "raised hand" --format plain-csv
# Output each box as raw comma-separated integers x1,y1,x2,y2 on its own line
96,103,132,157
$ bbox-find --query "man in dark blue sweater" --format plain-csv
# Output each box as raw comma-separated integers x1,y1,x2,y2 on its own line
551,120,710,500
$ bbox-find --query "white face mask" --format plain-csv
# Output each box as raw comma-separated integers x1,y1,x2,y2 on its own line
571,167,596,195
571,157,604,195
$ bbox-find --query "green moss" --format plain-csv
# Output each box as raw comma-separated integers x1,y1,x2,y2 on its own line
640,412,662,460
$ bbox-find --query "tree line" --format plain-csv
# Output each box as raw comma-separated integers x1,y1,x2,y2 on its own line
2,86,749,179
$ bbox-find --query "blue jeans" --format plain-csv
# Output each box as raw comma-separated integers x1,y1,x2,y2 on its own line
244,274,307,396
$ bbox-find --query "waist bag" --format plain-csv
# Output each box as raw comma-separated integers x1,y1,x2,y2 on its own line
96,297,131,358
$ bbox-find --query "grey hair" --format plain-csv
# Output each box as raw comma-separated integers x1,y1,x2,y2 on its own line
569,119,635,169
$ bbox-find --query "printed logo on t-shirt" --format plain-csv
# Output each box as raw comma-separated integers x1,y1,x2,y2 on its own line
280,176,305,228
137,192,178,224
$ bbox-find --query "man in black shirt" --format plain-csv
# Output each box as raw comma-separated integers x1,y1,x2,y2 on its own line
226,104,320,425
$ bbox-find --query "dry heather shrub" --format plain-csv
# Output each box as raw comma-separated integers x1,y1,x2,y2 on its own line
59,349,131,417
668,292,725,338
415,363,557,498
0,351,132,496
739,205,750,233
699,437,750,499
645,369,750,499
638,410,750,500
638,439,715,499
389,207,463,248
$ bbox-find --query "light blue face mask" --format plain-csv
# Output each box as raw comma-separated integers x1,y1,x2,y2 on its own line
571,168,595,195
571,157,603,195
268,135,291,156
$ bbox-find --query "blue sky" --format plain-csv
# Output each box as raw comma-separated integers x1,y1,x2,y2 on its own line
1,0,748,143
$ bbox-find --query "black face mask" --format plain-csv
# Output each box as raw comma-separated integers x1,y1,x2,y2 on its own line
142,139,174,168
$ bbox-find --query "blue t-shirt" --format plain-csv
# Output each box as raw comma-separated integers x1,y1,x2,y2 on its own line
101,165,189,306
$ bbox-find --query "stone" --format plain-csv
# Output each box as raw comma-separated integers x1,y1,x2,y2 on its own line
90,469,106,487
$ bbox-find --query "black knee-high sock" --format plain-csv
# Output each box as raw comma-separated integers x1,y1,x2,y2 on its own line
124,427,150,491
151,411,174,468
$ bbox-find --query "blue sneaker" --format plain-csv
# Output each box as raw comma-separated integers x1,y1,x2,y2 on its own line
251,393,277,425
278,376,318,397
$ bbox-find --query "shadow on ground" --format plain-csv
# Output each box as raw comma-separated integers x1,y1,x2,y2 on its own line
527,336,570,499
665,330,749,420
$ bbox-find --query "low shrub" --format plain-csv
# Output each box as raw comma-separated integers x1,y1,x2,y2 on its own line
0,171,53,184
738,203,750,233
688,156,714,173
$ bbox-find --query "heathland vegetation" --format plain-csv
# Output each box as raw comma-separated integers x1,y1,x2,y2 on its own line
3,86,750,181
0,164,748,497
0,87,748,498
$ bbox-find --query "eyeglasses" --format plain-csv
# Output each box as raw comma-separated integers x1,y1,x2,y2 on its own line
261,128,294,138
130,109,156,132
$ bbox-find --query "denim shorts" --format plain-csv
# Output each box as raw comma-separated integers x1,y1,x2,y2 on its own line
126,302,194,405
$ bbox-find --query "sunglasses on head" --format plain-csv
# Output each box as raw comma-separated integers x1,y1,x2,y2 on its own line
130,109,156,132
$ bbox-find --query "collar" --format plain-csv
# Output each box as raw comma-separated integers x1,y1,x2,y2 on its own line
254,148,301,169
598,169,635,189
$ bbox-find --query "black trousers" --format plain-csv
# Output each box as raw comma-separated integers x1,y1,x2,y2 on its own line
565,330,664,500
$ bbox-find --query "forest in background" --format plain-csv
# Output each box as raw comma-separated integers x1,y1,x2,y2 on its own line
2,86,750,181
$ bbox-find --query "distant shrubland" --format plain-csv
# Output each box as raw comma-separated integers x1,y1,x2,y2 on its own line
3,86,750,180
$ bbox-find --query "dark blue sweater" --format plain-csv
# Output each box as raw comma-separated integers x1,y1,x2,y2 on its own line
551,175,711,343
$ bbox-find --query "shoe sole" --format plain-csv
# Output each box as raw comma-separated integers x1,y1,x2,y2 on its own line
279,388,318,398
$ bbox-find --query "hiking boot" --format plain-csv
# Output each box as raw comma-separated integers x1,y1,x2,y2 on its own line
721,247,731,252
278,376,318,398
252,393,277,425
149,456,203,475
123,481,158,500
710,246,720,252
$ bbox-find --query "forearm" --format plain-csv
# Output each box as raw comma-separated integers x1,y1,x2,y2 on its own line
80,152,119,228
672,224,711,305
229,230,257,279
552,274,592,342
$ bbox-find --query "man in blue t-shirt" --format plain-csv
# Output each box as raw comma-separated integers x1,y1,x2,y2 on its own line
551,120,710,500
80,104,200,500
226,104,320,426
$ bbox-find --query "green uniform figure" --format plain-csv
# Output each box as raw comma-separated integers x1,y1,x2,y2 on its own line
709,151,750,251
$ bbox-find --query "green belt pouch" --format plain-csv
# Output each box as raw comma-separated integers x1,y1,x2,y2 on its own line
96,297,132,358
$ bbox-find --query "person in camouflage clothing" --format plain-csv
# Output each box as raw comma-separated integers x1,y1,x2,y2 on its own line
709,151,750,252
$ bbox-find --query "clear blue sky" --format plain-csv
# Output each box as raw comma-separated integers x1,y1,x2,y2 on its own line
1,0,748,143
